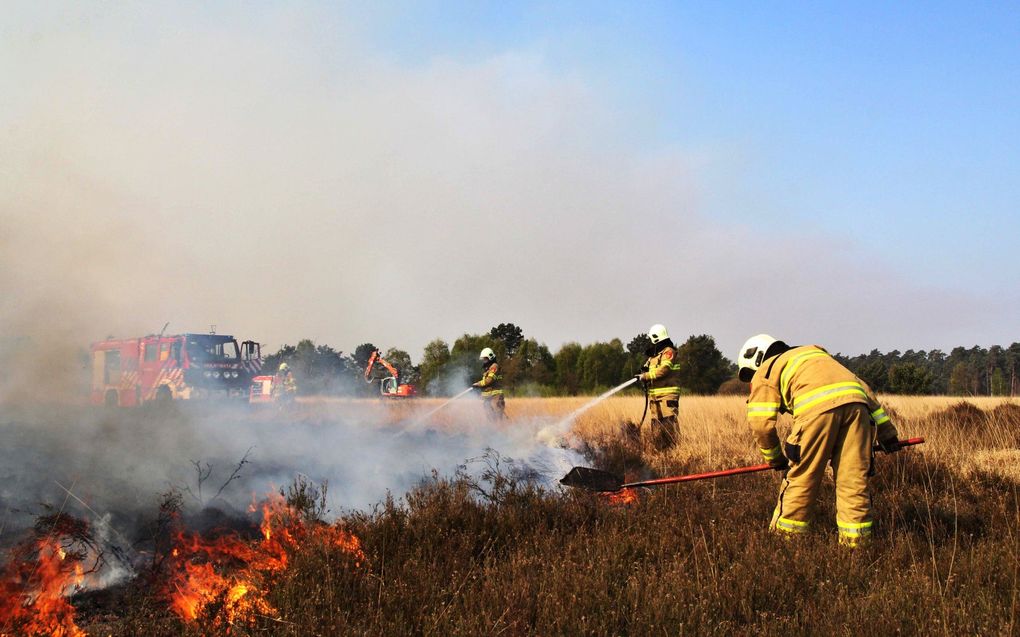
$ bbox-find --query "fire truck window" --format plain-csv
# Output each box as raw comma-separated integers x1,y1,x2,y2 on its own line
144,343,158,362
187,336,240,361
159,342,171,361
104,350,121,384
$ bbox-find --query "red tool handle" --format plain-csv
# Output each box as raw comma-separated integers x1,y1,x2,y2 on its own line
619,438,925,490
621,463,773,489
896,437,925,448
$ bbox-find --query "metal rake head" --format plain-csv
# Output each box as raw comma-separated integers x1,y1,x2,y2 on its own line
559,466,624,492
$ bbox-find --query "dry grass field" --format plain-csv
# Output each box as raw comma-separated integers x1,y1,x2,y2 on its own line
3,394,1020,635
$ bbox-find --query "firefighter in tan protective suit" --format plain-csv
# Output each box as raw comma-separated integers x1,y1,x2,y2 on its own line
274,362,297,404
635,324,682,450
737,334,902,546
472,347,506,420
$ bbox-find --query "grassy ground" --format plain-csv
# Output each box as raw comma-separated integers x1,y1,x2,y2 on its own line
11,396,1020,635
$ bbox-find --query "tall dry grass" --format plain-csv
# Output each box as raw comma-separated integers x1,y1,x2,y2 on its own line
52,395,1020,634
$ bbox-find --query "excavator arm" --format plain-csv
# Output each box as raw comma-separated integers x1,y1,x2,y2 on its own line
364,349,400,382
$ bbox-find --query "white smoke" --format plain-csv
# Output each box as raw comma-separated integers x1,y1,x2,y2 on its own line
0,400,587,538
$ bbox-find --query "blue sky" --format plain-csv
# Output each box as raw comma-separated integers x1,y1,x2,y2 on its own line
360,1,1020,287
2,1,1018,357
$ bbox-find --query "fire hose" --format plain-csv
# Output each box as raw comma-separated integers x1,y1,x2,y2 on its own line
637,379,649,429
561,437,926,493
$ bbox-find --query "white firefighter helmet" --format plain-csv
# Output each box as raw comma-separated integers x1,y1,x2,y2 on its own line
479,347,496,363
647,324,669,345
737,334,779,382
278,362,289,372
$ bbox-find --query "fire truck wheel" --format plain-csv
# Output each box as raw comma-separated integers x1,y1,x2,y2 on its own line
154,386,173,405
104,390,119,407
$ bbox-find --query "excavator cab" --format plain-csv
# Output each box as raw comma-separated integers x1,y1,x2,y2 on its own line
364,349,418,398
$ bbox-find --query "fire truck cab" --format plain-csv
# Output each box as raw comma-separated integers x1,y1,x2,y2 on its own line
90,333,262,407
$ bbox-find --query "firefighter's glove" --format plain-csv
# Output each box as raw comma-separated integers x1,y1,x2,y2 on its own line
768,455,789,471
877,437,903,454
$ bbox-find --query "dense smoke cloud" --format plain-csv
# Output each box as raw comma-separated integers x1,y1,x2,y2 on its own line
0,402,585,539
1,2,1012,368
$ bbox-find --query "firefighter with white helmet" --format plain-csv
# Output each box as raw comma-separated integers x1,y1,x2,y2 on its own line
737,334,901,546
274,361,297,403
634,324,682,450
472,347,506,420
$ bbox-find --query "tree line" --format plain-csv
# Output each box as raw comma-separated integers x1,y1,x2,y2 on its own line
834,344,1020,396
263,324,1019,397
264,323,732,397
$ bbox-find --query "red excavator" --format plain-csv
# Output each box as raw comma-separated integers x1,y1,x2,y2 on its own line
363,349,418,398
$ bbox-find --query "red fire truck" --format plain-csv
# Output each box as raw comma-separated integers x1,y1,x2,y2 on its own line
90,332,262,407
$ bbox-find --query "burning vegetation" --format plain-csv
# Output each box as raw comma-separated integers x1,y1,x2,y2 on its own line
0,489,365,636
1,397,1019,635
0,513,97,637
164,491,365,626
602,486,640,506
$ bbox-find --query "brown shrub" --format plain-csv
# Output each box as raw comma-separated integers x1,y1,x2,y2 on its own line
938,400,987,430
716,378,749,395
989,402,1020,429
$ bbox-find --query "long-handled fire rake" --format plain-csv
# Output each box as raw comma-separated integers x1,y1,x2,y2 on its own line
560,437,926,493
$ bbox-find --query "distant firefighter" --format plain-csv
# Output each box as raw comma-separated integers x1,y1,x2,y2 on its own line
737,335,901,546
634,324,681,450
472,347,506,420
274,362,297,403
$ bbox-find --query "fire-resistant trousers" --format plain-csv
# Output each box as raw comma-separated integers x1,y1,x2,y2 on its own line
769,402,875,544
482,394,506,421
642,398,679,451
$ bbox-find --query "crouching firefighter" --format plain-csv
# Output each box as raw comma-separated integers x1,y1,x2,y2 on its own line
634,324,682,450
472,347,506,420
737,334,902,546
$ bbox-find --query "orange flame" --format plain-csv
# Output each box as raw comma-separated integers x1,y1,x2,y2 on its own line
0,540,87,637
164,492,366,626
602,487,639,506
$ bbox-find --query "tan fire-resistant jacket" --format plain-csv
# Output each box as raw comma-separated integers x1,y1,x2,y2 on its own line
476,363,504,398
641,346,682,400
746,345,898,459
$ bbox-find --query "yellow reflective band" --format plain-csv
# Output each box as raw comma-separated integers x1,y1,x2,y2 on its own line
481,389,504,396
747,401,779,417
775,517,809,533
760,445,782,460
795,389,869,415
871,408,890,425
779,348,829,399
837,520,874,537
648,387,681,396
791,381,868,416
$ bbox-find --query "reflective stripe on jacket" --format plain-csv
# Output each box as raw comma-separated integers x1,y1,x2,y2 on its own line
477,363,504,397
642,346,681,399
746,345,898,456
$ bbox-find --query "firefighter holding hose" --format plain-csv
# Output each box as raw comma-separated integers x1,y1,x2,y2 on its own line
634,324,682,450
472,347,506,420
737,334,902,546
